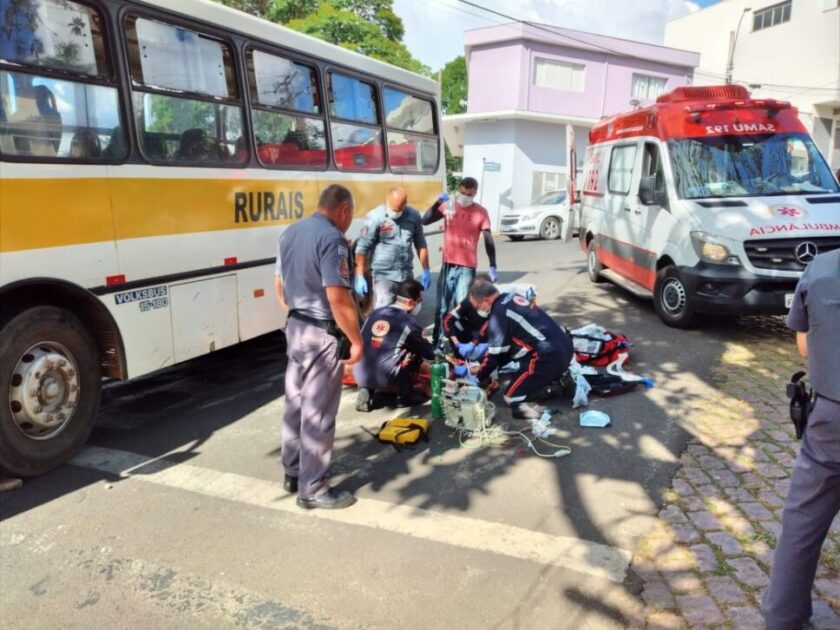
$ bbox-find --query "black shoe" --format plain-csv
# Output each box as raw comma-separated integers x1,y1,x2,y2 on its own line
296,488,356,510
283,475,298,493
396,390,428,408
512,402,545,420
356,388,373,412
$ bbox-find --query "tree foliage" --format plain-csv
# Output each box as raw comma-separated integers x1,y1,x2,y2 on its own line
440,55,467,115
215,0,428,75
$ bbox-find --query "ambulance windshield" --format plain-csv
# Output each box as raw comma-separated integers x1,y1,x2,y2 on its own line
668,133,839,200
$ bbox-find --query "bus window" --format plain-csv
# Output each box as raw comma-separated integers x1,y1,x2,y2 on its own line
328,72,383,171
0,0,125,161
383,86,438,174
125,16,245,165
247,49,326,168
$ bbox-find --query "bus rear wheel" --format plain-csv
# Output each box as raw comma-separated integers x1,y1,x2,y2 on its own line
0,306,101,477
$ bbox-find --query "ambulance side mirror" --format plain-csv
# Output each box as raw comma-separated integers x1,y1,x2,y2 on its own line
639,176,656,205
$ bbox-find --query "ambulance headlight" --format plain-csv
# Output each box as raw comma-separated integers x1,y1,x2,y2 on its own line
690,232,740,265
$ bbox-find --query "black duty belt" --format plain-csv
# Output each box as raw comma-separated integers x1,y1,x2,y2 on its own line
289,310,336,331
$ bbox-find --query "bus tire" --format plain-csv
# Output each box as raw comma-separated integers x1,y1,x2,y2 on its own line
587,244,604,283
654,266,698,329
0,306,101,477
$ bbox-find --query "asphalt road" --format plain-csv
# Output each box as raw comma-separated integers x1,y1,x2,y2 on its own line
0,234,779,629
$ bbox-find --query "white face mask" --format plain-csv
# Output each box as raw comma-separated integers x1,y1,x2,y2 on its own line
386,207,403,220
456,194,474,207
476,307,490,319
410,302,422,317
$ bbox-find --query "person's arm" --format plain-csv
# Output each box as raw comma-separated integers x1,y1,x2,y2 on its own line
273,274,287,312
404,323,435,361
796,332,808,359
326,286,363,365
422,201,444,226
474,312,507,381
354,252,367,276
482,230,497,268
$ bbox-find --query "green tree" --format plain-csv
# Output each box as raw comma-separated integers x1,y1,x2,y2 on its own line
213,0,429,76
440,55,467,115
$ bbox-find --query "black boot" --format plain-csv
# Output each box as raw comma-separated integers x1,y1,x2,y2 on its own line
297,488,356,510
355,387,373,412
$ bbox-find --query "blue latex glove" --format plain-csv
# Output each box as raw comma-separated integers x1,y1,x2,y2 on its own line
489,266,498,282
454,364,469,377
456,342,475,359
354,274,368,297
467,375,479,385
421,269,432,290
466,342,489,361
438,192,450,203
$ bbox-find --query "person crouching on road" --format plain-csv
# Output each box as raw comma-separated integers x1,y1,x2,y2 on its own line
354,279,435,412
353,187,431,310
441,276,491,361
466,276,573,420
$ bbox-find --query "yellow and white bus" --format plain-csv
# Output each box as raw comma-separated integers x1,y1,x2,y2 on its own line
0,0,444,475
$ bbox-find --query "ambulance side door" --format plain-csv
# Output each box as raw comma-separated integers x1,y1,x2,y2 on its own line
599,142,641,283
626,141,669,289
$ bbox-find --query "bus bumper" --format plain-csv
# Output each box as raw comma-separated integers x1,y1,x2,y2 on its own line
679,263,800,316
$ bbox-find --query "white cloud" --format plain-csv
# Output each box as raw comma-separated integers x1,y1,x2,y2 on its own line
394,0,700,71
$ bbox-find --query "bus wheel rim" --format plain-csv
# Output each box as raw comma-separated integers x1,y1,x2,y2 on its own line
9,342,80,441
661,278,687,315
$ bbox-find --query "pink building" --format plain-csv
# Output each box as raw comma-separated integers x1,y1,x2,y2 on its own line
443,23,699,228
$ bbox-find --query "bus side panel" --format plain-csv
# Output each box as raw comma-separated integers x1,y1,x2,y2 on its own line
238,264,284,342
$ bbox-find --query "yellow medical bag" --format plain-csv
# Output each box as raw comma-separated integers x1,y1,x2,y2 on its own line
376,418,430,449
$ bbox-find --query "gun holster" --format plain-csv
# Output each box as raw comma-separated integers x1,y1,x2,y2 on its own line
786,371,815,440
327,322,351,361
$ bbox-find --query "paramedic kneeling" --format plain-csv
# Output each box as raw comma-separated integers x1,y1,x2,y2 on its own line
763,248,840,630
354,279,435,412
467,277,573,420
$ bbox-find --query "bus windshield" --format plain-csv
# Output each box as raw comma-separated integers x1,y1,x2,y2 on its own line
668,132,839,199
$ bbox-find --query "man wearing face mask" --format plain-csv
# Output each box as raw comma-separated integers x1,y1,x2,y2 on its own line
467,277,573,420
354,187,431,309
354,279,435,412
423,177,497,344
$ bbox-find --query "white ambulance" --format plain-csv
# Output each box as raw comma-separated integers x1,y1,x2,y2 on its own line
579,85,840,328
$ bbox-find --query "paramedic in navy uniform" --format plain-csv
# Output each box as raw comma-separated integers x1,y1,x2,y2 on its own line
274,184,362,511
467,276,573,420
763,248,840,629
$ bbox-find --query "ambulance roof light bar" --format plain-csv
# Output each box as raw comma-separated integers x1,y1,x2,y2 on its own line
684,99,792,114
657,85,750,104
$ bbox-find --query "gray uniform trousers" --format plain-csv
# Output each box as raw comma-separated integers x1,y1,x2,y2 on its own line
763,397,840,629
373,274,414,309
282,317,343,499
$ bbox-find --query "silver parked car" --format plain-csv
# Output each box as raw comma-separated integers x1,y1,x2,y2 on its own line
499,190,576,241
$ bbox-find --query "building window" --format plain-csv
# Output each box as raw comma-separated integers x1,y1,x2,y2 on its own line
531,171,567,202
533,58,584,92
608,145,637,194
631,74,668,100
753,1,791,31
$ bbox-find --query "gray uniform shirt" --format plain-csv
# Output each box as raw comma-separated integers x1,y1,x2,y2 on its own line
786,248,840,401
276,212,352,320
354,204,427,283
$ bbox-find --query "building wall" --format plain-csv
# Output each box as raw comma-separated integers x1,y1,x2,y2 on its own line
466,42,527,113
664,0,840,165
462,120,590,230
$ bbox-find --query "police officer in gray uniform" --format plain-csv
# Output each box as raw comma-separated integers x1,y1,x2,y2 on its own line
763,248,840,629
353,187,431,308
274,184,362,510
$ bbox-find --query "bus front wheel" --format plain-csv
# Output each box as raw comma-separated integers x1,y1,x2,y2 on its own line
0,306,101,477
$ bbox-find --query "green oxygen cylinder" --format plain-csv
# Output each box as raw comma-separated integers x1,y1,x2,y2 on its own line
430,355,448,419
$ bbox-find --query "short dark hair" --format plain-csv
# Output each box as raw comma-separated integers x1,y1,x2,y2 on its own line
396,279,424,302
318,184,353,211
459,176,478,191
468,276,499,301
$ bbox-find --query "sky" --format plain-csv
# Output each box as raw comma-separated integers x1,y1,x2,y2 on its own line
393,0,723,71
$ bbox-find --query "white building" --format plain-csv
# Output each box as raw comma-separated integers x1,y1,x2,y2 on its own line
665,0,840,170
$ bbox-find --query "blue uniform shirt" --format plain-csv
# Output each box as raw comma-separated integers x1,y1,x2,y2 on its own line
354,305,434,390
354,204,427,283
276,213,352,320
786,248,840,401
476,293,573,382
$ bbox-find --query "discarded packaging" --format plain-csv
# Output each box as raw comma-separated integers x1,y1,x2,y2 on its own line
579,410,611,428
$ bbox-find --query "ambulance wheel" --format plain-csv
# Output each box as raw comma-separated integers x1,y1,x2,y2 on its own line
507,235,524,241
539,217,561,240
0,306,101,477
587,245,604,283
654,266,697,329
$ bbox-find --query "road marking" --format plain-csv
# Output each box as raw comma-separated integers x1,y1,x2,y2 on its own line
71,446,632,583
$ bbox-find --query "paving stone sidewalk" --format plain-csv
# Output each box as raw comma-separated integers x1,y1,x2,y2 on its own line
632,318,840,629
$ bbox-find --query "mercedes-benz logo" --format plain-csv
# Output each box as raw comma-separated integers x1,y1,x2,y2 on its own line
795,241,818,264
